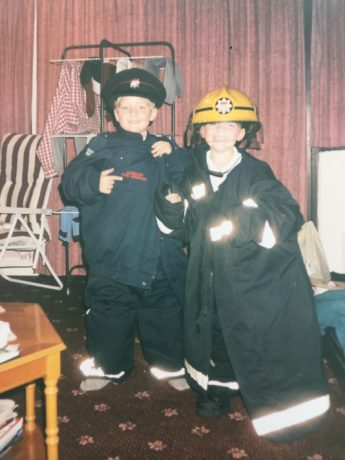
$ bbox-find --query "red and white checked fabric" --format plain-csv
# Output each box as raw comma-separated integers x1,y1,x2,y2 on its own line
37,62,101,178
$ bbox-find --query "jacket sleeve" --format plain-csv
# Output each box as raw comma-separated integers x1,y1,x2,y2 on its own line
219,177,304,248
249,178,305,244
59,136,109,206
162,140,191,185
155,183,188,242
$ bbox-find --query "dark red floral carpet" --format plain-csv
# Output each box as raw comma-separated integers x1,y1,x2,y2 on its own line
1,276,345,460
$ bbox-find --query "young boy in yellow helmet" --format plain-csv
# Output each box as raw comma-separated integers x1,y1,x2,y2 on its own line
155,86,330,442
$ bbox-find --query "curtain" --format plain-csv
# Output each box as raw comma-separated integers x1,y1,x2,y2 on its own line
228,0,307,212
0,0,35,135
311,0,345,147
1,0,344,275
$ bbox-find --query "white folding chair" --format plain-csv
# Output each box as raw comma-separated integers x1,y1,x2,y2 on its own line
0,133,63,290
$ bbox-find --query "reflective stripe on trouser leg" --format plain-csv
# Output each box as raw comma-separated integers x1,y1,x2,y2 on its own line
208,306,239,390
150,366,185,379
85,275,137,374
79,357,125,379
208,379,239,391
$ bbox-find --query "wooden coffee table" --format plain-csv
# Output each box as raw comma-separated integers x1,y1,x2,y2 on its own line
0,302,66,460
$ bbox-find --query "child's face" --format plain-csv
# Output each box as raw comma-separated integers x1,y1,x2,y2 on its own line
114,96,158,135
200,122,245,153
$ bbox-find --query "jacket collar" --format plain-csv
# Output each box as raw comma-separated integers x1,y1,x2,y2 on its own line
116,125,150,142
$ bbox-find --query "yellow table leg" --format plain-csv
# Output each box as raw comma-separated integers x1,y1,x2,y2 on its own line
25,383,36,432
44,353,61,460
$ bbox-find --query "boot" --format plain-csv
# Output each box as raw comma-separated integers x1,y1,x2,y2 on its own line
196,385,234,417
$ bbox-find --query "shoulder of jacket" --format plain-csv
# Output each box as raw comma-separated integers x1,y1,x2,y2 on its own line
190,145,207,166
240,149,265,166
149,132,170,142
239,150,275,179
85,132,117,156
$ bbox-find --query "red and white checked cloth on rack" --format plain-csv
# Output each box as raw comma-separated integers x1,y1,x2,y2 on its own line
37,62,101,178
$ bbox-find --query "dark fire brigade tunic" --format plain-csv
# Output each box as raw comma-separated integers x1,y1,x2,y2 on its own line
155,145,330,442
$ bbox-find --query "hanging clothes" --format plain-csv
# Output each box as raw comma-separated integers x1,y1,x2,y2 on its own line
144,58,184,104
58,206,80,243
37,62,101,178
80,60,117,117
116,57,133,72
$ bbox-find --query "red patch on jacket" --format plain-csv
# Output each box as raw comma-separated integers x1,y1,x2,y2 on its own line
122,171,148,181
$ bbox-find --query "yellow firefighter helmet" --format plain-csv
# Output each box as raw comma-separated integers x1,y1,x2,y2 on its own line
192,86,258,124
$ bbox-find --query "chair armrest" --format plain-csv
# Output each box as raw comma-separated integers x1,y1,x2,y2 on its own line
0,207,53,215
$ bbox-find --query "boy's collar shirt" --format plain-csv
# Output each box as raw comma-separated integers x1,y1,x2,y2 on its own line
206,148,242,191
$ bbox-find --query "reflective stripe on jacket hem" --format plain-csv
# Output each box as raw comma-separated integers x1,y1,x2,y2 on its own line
252,394,330,436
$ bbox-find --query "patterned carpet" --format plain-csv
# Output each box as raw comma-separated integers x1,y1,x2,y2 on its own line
1,276,345,460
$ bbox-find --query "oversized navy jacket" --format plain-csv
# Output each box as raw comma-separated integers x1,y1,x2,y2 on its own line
60,127,188,302
155,144,330,442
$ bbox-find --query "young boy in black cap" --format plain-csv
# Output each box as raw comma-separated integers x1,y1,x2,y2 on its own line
60,68,189,391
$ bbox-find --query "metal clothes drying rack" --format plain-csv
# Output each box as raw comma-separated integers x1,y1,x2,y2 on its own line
56,39,177,293
55,39,177,135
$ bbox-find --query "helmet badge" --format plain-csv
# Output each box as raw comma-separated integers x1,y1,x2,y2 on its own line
215,97,233,115
130,79,141,88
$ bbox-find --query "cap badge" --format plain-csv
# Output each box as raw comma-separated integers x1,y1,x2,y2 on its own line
215,97,233,115
130,79,141,89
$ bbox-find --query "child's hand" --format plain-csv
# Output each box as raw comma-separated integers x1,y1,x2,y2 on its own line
165,192,182,204
151,140,172,158
99,168,123,194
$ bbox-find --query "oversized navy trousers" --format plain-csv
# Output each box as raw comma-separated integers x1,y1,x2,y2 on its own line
85,274,184,378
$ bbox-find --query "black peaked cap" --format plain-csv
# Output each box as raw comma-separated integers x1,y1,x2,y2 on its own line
101,68,166,108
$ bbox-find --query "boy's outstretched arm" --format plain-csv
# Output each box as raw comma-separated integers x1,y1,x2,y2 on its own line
155,183,187,242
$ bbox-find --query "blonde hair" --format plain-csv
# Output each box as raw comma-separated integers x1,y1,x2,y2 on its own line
114,97,156,109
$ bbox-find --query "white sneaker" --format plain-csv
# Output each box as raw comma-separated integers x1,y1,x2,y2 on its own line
168,377,190,391
80,358,106,377
80,377,112,392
